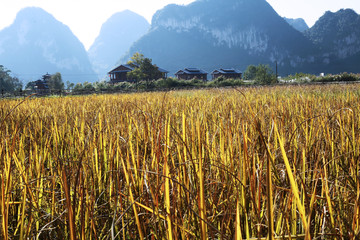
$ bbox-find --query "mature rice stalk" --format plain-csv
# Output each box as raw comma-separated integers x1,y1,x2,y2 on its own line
352,182,360,239
197,118,208,240
119,148,144,239
18,184,26,240
180,111,192,233
1,173,9,240
164,119,173,239
275,123,309,237
266,146,274,240
241,125,250,239
235,199,243,240
321,158,335,229
61,167,77,240
1,85,360,238
291,197,297,236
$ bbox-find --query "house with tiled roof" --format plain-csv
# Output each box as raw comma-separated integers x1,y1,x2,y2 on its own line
211,68,242,80
34,73,51,94
175,68,208,81
108,64,168,84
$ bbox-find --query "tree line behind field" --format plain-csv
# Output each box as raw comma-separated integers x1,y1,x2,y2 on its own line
1,57,360,97
67,70,360,95
0,65,22,93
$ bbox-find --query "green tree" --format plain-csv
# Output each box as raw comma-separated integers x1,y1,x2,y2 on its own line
126,53,162,82
72,82,95,93
140,58,162,81
82,82,95,92
48,72,65,91
127,52,145,68
73,83,84,92
66,81,75,90
0,65,22,92
243,64,277,84
243,65,258,80
25,81,36,91
94,81,109,91
127,68,146,83
254,64,277,84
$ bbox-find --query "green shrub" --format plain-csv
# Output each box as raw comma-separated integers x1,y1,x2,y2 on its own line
73,83,84,92
112,82,134,91
93,81,110,92
207,78,244,87
83,82,95,92
313,73,359,83
337,73,358,82
155,78,181,89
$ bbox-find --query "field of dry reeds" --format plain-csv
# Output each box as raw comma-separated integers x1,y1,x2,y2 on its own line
0,84,359,239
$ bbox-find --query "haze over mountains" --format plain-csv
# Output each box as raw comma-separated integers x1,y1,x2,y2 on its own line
0,7,96,84
122,0,360,75
284,18,309,32
122,0,318,75
304,9,360,73
0,0,360,84
88,10,150,78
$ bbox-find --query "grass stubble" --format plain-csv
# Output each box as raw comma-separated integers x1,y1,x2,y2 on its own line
0,84,359,239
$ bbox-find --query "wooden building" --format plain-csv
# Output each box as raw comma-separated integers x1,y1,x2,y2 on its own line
108,64,169,84
108,64,135,83
34,73,51,94
211,68,242,80
175,68,208,81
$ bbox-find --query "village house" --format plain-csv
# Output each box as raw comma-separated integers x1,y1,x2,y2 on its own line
108,64,168,84
175,68,208,81
211,68,242,80
108,64,136,83
34,73,51,94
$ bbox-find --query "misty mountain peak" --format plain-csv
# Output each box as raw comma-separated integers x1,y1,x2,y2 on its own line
88,10,150,78
305,8,360,59
0,7,96,83
16,7,55,21
98,10,149,36
284,18,309,32
123,0,314,76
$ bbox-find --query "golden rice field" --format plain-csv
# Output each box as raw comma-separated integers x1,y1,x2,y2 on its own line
0,84,360,239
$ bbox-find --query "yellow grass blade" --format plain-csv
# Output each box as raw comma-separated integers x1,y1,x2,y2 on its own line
267,143,274,240
235,199,243,240
62,168,77,240
197,119,208,240
165,119,173,240
275,123,308,231
0,85,359,239
119,149,144,239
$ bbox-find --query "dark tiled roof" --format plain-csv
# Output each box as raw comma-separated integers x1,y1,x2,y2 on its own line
108,64,135,73
111,70,132,73
158,67,169,73
35,80,49,89
211,68,242,74
109,64,168,74
176,68,208,75
185,68,200,73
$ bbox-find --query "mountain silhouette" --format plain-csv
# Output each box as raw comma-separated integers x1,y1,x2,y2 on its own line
0,7,96,84
88,10,150,78
121,0,316,76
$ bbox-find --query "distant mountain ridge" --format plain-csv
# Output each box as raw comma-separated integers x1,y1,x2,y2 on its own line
0,7,96,84
284,17,309,32
305,9,360,58
304,8,360,73
2,3,360,85
121,0,317,75
119,1,360,76
88,10,150,78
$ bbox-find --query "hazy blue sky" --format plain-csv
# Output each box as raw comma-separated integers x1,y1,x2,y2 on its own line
0,0,359,50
